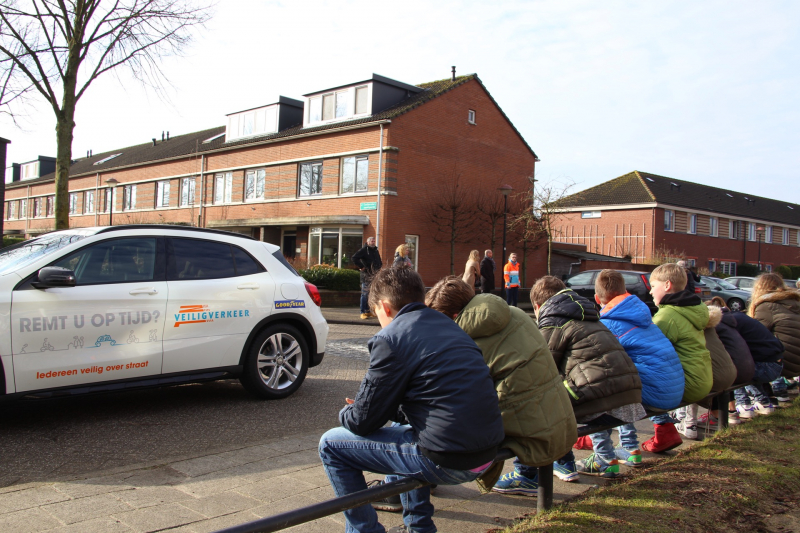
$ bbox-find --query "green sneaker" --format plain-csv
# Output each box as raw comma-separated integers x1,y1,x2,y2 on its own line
576,453,620,478
614,447,643,467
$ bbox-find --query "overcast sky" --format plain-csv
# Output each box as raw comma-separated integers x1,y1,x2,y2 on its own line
2,0,798,202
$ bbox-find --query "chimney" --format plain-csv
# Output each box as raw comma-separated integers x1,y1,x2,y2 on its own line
161,131,165,142
451,66,456,81
86,151,89,158
166,131,170,140
89,149,92,157
152,138,157,147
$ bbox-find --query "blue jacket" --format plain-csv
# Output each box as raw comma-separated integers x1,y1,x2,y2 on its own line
600,294,685,410
339,302,504,469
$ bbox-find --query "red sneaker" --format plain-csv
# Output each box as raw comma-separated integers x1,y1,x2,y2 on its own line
574,436,594,450
641,423,683,453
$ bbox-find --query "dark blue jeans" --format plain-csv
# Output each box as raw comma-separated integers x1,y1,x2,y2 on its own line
734,361,784,406
506,286,519,307
360,281,370,314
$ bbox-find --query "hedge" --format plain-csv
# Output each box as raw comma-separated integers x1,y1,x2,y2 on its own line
2,237,25,248
299,265,360,291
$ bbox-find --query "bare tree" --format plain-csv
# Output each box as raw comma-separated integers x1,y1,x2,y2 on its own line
0,0,211,230
473,187,507,260
425,171,477,275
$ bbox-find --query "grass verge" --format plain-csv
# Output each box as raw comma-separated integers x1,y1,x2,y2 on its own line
506,397,800,533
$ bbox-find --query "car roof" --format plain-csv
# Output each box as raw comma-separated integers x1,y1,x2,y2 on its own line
576,269,651,275
97,225,255,240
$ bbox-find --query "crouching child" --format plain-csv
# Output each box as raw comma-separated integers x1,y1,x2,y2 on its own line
318,267,504,533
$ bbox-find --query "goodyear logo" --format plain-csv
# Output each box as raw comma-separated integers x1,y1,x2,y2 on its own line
275,300,305,309
174,305,250,327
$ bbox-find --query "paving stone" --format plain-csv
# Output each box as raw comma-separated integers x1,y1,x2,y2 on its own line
233,475,317,503
52,476,134,499
112,502,206,532
181,510,262,533
178,491,261,519
43,493,134,525
44,517,134,533
170,454,245,478
0,486,72,514
120,466,189,487
0,507,62,533
114,486,194,509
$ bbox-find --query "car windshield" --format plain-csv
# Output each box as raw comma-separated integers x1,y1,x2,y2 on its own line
713,278,738,290
0,232,90,275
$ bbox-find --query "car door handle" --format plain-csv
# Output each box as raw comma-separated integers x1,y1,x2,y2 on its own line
129,288,158,295
237,283,260,290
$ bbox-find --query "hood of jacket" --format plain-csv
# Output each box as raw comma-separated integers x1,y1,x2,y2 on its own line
706,305,722,329
538,289,599,328
658,291,708,331
600,293,652,328
720,307,738,328
457,294,512,339
753,289,800,315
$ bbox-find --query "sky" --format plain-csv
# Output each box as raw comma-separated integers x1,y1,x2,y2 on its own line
1,0,799,202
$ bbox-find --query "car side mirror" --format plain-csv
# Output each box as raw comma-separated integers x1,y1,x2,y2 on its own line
564,282,571,287
32,266,76,289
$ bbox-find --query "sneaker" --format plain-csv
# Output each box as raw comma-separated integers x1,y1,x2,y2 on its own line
736,404,756,419
614,447,643,467
553,461,579,483
491,470,539,496
576,453,620,478
753,401,775,415
676,419,698,440
641,422,683,453
360,313,371,320
697,412,719,431
366,480,403,512
670,409,686,422
775,395,791,406
727,410,741,425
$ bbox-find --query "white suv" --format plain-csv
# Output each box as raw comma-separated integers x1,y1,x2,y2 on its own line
0,225,328,400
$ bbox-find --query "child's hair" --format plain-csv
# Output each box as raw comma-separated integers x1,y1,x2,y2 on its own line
595,269,627,303
707,296,727,308
749,273,789,316
650,263,687,291
395,243,408,256
531,276,566,307
469,249,480,262
425,276,475,318
368,266,425,312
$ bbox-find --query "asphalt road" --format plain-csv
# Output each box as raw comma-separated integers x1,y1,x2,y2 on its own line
0,323,379,488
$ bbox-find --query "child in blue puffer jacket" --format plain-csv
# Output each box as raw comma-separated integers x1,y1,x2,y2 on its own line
590,270,685,467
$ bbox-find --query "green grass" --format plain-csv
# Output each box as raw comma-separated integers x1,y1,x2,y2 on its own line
506,398,800,533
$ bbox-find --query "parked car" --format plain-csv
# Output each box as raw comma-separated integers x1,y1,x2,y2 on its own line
700,276,751,312
692,278,713,302
726,276,756,292
783,279,798,289
564,270,657,314
0,225,328,401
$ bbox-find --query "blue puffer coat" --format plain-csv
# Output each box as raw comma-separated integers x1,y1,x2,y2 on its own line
600,293,685,410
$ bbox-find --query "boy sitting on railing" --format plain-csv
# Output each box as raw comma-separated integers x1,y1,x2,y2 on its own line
318,266,504,533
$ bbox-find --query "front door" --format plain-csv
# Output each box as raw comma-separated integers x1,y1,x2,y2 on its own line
11,237,168,392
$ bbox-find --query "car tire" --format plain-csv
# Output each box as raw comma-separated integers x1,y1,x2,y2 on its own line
240,324,309,400
727,298,745,312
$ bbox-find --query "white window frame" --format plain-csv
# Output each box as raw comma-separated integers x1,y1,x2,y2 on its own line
765,264,773,273
688,213,697,234
340,155,369,194
729,220,738,239
307,85,371,126
298,162,323,197
19,198,26,219
708,260,716,273
245,169,266,201
764,225,772,244
68,193,78,215
46,196,54,217
214,172,233,204
156,180,170,208
664,210,674,232
748,223,756,241
84,190,95,214
33,197,42,218
307,226,364,268
180,177,196,207
405,235,419,270
468,109,476,124
720,261,737,276
123,184,137,211
709,216,718,237
783,228,789,245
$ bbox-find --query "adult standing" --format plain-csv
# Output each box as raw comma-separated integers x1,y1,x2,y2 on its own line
504,253,520,306
677,260,700,294
462,250,481,290
352,236,382,320
480,250,495,294
393,243,413,268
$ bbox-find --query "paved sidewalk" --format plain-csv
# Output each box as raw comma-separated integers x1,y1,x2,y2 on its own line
0,417,715,533
322,305,534,326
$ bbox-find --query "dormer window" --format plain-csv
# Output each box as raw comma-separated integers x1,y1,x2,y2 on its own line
227,104,278,142
307,85,371,126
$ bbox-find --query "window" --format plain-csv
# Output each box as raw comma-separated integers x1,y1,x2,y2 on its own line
686,258,696,267
708,260,716,273
355,86,369,114
214,172,233,204
664,210,674,231
232,246,264,276
783,228,789,245
299,162,323,196
341,156,368,194
405,235,419,270
22,162,39,180
156,180,170,208
709,217,718,237
5,202,11,220
123,185,137,210
308,226,363,268
7,201,15,220
764,226,772,244
566,271,595,286
46,196,54,217
729,220,738,239
180,177,195,207
748,223,756,241
335,91,348,118
765,264,773,273
245,169,266,201
688,214,697,234
19,199,26,218
53,238,159,285
468,109,476,124
170,238,237,280
720,261,736,276
68,193,78,215
84,190,94,214
309,97,322,123
101,188,113,213
33,198,42,218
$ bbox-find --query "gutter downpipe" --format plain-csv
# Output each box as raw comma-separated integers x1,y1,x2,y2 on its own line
198,154,205,227
94,173,99,226
24,185,30,236
375,124,385,249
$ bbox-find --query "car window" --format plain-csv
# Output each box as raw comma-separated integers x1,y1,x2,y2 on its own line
52,238,158,285
232,246,264,276
271,248,300,277
0,233,89,275
715,279,737,290
566,271,594,285
170,238,236,280
739,279,754,289
621,273,642,285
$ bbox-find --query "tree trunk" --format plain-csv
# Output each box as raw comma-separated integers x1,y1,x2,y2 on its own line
54,108,76,230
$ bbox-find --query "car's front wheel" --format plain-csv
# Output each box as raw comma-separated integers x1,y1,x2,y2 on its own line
727,298,745,312
240,324,309,399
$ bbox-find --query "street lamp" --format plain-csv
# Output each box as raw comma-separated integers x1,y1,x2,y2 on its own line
756,225,764,271
105,178,119,226
498,184,513,300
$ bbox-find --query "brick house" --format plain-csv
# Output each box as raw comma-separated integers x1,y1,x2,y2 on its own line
3,73,539,286
553,171,800,275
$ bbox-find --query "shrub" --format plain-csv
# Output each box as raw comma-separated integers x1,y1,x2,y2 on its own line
790,266,800,280
737,263,760,277
777,265,793,280
2,236,25,248
710,271,729,279
299,265,360,291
